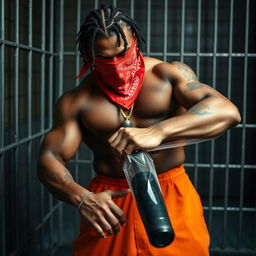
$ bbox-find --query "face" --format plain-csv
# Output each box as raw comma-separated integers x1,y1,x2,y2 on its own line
94,26,134,60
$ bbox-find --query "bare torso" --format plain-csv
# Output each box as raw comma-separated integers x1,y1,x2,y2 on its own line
77,57,186,178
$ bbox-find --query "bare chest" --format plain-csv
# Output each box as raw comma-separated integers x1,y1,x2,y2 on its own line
79,72,179,139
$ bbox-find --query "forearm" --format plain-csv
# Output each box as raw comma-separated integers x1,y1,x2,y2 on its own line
37,153,89,207
155,96,240,142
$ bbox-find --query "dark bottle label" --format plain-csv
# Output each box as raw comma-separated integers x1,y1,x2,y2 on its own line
131,171,175,247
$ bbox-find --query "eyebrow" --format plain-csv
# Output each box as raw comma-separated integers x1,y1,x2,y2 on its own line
96,46,130,59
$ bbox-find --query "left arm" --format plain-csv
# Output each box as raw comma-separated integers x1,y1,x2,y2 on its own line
109,62,241,158
152,62,241,142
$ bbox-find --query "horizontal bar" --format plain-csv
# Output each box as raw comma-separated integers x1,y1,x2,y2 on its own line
203,206,256,212
184,163,256,169
69,159,92,164
0,39,58,55
70,159,256,169
148,53,256,57
0,128,51,154
63,51,256,58
210,248,256,254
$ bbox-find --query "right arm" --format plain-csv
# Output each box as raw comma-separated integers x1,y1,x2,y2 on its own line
37,91,129,238
37,92,86,206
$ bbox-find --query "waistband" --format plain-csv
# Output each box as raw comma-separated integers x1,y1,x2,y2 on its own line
92,165,185,188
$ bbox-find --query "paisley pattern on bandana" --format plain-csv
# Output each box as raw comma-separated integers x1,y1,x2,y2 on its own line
76,38,145,109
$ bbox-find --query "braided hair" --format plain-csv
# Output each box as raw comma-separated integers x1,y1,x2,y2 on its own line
76,5,145,65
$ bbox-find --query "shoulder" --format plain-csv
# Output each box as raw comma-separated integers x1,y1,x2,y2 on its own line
143,57,164,72
54,77,92,126
146,60,198,83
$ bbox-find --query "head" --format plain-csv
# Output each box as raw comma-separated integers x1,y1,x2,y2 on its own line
76,5,144,65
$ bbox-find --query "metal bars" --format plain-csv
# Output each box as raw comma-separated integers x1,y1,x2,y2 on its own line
0,0,255,255
0,0,59,255
0,0,5,254
238,0,250,249
58,0,64,248
63,0,255,254
223,0,234,248
193,0,202,190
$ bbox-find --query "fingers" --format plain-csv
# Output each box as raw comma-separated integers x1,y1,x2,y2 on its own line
107,189,130,199
109,129,136,159
80,190,130,239
109,201,127,226
83,208,121,238
104,209,122,233
108,129,121,144
109,129,129,159
84,218,106,239
110,136,128,159
124,143,137,155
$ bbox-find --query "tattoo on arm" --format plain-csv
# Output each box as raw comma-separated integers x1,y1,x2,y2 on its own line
188,104,213,116
184,82,208,93
172,61,198,81
63,169,74,182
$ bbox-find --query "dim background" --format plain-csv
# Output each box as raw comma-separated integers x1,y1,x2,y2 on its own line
0,0,255,255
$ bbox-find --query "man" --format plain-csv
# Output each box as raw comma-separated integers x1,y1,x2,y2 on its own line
38,5,240,256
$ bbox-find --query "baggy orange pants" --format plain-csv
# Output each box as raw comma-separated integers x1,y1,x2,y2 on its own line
72,165,210,256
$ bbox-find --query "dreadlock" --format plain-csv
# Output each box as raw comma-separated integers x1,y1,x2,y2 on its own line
76,4,145,65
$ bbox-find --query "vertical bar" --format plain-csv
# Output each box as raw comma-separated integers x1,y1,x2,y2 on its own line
238,0,249,249
0,153,4,256
14,0,20,250
146,0,151,57
27,0,32,243
180,0,185,62
112,0,116,7
58,0,64,98
58,0,64,247
223,0,233,249
0,0,5,253
163,0,168,62
194,0,202,189
130,0,134,19
94,0,99,9
74,0,81,237
208,0,218,234
49,1,54,129
40,0,46,253
76,0,81,88
0,0,4,146
41,0,45,132
49,1,54,253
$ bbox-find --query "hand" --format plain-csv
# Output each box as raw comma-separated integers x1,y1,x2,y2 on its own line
108,126,164,160
79,189,130,238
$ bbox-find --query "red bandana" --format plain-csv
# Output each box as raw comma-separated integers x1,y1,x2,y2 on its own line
76,38,145,109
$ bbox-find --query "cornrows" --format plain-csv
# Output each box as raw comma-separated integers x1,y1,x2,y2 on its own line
76,4,144,65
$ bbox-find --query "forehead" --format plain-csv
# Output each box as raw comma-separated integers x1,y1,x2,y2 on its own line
94,26,133,55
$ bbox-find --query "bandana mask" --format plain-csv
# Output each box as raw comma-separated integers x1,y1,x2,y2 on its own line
76,38,145,109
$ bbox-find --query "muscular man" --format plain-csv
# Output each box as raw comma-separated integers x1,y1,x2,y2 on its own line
38,5,240,256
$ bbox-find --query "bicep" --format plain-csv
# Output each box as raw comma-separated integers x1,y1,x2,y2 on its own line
40,92,83,162
168,62,225,109
41,121,82,163
173,80,222,110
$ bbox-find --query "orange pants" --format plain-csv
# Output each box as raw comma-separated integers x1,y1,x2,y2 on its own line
72,165,210,256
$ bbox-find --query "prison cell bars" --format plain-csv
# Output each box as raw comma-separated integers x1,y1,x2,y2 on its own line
48,0,54,254
65,0,256,254
0,0,255,255
223,0,233,249
238,0,249,250
0,0,5,255
0,0,61,255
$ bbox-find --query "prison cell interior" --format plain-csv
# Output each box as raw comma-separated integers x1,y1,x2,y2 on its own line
0,0,255,255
